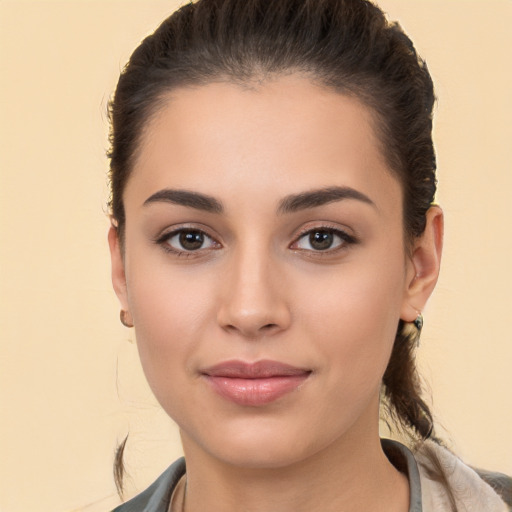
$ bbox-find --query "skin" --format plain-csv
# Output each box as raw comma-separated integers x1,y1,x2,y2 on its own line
109,75,443,512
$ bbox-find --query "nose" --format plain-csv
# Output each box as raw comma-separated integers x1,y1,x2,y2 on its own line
216,247,291,339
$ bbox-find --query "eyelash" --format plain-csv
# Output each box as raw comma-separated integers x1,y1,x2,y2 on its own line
154,225,357,257
290,225,358,256
154,226,220,257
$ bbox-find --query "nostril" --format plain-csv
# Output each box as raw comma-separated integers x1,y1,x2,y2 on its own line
221,322,281,338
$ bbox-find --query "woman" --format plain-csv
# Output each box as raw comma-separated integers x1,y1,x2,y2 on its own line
107,0,511,511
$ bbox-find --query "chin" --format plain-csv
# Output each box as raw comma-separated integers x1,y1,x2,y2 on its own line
208,440,316,470
182,414,354,471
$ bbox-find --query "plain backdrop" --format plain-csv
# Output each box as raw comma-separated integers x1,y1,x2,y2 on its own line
0,1,511,511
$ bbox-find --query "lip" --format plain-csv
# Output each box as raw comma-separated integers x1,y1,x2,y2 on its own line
201,360,311,406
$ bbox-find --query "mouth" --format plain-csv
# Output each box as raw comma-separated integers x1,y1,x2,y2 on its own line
201,360,312,406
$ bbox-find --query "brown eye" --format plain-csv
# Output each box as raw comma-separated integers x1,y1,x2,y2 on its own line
309,231,334,250
163,229,218,253
179,231,205,250
292,227,356,252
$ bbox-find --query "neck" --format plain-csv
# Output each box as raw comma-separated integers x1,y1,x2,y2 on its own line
180,406,409,512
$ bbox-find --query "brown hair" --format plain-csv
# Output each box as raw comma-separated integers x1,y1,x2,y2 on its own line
109,0,441,500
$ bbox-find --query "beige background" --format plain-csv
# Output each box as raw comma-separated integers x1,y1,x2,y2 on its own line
0,1,511,511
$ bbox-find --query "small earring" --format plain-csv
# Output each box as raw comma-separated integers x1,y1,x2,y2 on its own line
120,310,134,328
413,313,423,331
413,313,423,347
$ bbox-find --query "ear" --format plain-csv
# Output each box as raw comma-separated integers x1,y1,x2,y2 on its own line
401,206,444,322
108,225,130,311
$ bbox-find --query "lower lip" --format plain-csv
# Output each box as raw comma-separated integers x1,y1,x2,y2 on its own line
205,374,310,406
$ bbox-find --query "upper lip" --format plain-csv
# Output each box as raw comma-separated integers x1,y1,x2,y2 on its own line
201,359,311,378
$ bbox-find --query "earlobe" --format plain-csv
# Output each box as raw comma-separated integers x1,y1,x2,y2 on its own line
108,225,129,311
401,206,444,322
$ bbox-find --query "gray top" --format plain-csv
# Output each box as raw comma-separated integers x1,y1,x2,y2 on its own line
111,439,422,512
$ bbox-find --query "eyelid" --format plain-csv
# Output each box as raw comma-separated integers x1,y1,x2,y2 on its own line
154,224,222,255
289,223,358,252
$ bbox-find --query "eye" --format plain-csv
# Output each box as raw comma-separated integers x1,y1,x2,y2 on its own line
292,228,356,252
158,228,219,254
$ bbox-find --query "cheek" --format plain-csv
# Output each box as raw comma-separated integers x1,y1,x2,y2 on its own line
292,264,404,436
295,249,406,383
124,255,218,398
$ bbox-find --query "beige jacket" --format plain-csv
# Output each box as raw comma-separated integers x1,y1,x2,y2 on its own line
415,440,510,512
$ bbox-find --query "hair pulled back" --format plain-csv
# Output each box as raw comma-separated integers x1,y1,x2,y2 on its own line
109,0,438,494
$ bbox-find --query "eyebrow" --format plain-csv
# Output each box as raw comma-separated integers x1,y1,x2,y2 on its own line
143,189,223,214
143,185,375,215
277,186,376,214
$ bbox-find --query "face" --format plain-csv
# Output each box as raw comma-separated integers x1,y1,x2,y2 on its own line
110,75,431,469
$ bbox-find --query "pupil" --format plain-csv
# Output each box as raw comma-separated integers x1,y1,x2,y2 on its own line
180,231,204,250
310,231,333,250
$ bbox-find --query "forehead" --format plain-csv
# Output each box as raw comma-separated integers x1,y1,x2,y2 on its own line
128,75,401,213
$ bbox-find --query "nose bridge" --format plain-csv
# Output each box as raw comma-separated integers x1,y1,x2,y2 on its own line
217,237,290,337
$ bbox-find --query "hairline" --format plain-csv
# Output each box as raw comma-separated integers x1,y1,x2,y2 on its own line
115,70,412,249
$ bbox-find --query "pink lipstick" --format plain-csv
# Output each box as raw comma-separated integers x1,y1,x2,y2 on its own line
201,360,311,406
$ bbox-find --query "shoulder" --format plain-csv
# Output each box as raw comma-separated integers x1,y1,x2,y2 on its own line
111,458,186,512
474,467,512,511
414,440,511,512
